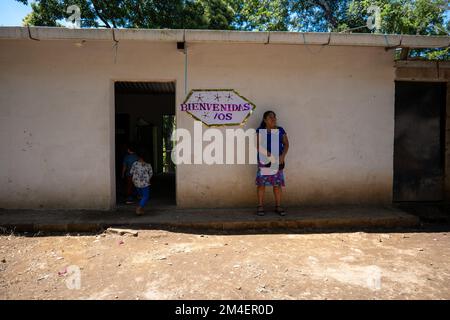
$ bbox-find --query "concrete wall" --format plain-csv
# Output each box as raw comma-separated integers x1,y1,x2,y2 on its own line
178,43,395,207
0,38,396,209
0,39,184,209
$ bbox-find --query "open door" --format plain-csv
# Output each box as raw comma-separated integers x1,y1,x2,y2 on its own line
393,81,447,202
114,81,176,208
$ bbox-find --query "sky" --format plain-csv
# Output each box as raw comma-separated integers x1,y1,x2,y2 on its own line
0,1,32,26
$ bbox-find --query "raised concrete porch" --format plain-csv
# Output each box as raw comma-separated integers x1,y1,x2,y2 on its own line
0,205,424,233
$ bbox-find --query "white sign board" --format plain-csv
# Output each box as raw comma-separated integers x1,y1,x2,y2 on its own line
180,89,256,126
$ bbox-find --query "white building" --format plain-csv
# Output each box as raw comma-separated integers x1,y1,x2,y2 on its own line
0,27,449,209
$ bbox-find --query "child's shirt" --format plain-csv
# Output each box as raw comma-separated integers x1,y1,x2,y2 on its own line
130,161,153,188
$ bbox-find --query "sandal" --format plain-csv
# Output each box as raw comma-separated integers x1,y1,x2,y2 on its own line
256,205,265,216
135,207,144,216
275,206,286,216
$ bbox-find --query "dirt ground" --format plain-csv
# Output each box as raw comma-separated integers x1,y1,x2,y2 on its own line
1,229,450,300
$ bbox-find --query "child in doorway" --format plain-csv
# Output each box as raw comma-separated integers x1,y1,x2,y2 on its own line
130,151,153,215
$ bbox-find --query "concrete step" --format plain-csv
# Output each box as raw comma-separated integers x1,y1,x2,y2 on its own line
0,205,421,233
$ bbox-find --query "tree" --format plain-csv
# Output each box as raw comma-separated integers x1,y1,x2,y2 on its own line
345,0,448,35
230,0,290,31
232,0,450,60
343,0,449,60
17,0,449,34
17,0,235,29
288,0,350,32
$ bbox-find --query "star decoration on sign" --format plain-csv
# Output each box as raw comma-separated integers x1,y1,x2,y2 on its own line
225,93,233,101
195,94,204,102
214,93,221,102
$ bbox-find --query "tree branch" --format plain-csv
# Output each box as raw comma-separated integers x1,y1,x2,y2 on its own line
91,0,111,28
316,0,338,29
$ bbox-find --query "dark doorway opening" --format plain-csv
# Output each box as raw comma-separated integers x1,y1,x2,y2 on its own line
115,81,176,209
393,81,447,202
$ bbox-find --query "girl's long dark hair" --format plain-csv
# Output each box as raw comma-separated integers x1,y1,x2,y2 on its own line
259,110,276,129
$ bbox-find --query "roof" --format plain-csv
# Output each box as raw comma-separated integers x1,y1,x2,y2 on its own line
0,26,449,49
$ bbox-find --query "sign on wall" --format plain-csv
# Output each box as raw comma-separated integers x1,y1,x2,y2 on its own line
180,89,256,126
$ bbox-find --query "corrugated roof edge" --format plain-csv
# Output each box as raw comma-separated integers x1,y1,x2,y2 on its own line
0,26,449,48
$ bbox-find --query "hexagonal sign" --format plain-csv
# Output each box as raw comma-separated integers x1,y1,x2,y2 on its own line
180,89,256,126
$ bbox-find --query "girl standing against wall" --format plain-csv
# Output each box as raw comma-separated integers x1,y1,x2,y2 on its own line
256,111,289,216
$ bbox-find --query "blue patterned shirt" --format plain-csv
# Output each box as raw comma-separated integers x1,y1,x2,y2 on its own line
130,161,153,188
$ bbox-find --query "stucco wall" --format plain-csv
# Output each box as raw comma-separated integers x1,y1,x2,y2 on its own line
0,39,184,209
0,38,395,209
178,43,396,207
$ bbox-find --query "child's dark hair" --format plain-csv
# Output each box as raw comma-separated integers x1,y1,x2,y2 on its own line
136,148,147,161
259,110,276,129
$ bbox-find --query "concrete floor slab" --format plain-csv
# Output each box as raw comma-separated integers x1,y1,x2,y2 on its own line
0,205,421,233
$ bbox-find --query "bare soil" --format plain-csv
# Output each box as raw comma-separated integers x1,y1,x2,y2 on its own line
1,229,449,299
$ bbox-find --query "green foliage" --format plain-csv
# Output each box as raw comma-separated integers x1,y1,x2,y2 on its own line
230,0,289,31
18,0,235,29
288,0,350,32
346,0,449,35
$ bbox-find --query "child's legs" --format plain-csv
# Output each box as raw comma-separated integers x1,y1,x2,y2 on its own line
257,186,265,206
138,186,150,208
135,187,142,199
273,186,282,206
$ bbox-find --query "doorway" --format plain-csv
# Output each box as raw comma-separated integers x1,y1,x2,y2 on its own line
393,81,447,202
115,81,176,209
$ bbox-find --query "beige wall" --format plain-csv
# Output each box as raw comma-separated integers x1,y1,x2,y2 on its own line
0,38,396,209
178,43,396,207
0,39,184,209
